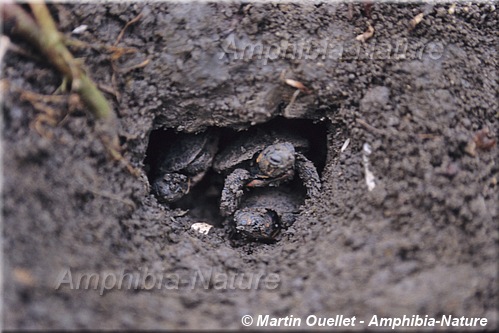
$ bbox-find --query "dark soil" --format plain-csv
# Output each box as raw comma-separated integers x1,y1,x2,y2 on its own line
2,2,498,330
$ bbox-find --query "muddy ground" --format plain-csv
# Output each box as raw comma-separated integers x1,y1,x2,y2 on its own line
2,1,498,330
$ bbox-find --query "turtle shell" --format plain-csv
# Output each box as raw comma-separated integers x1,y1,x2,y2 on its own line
238,186,302,217
158,130,218,174
213,128,309,172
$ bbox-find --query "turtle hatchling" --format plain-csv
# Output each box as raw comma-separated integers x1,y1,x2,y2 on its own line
213,128,321,217
151,129,218,203
232,186,303,241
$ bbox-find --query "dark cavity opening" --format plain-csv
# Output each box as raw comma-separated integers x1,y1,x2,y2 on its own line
143,117,328,227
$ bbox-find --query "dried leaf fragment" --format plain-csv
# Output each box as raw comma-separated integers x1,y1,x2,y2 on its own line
409,13,424,30
464,127,496,156
362,143,376,191
473,127,496,150
341,138,351,152
13,268,35,287
448,4,456,15
284,79,312,94
355,23,374,43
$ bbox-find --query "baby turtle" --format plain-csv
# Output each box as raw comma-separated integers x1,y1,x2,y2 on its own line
232,187,303,241
234,209,280,241
213,129,321,217
151,129,218,203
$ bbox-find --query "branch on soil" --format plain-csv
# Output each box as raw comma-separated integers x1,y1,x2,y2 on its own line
3,3,114,121
2,3,140,177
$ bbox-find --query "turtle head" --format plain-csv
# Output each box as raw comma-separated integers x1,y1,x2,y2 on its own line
234,208,280,240
256,142,295,178
152,173,189,203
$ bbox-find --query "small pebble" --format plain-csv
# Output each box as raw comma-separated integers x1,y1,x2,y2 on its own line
191,222,213,235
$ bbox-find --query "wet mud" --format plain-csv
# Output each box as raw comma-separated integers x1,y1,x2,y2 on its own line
2,2,497,329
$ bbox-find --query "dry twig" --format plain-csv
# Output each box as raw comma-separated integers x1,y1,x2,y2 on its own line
2,3,141,176
114,12,144,46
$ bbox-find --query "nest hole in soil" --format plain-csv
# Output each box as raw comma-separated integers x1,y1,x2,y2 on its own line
143,117,329,229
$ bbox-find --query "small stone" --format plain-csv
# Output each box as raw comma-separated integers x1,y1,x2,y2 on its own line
464,140,476,157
